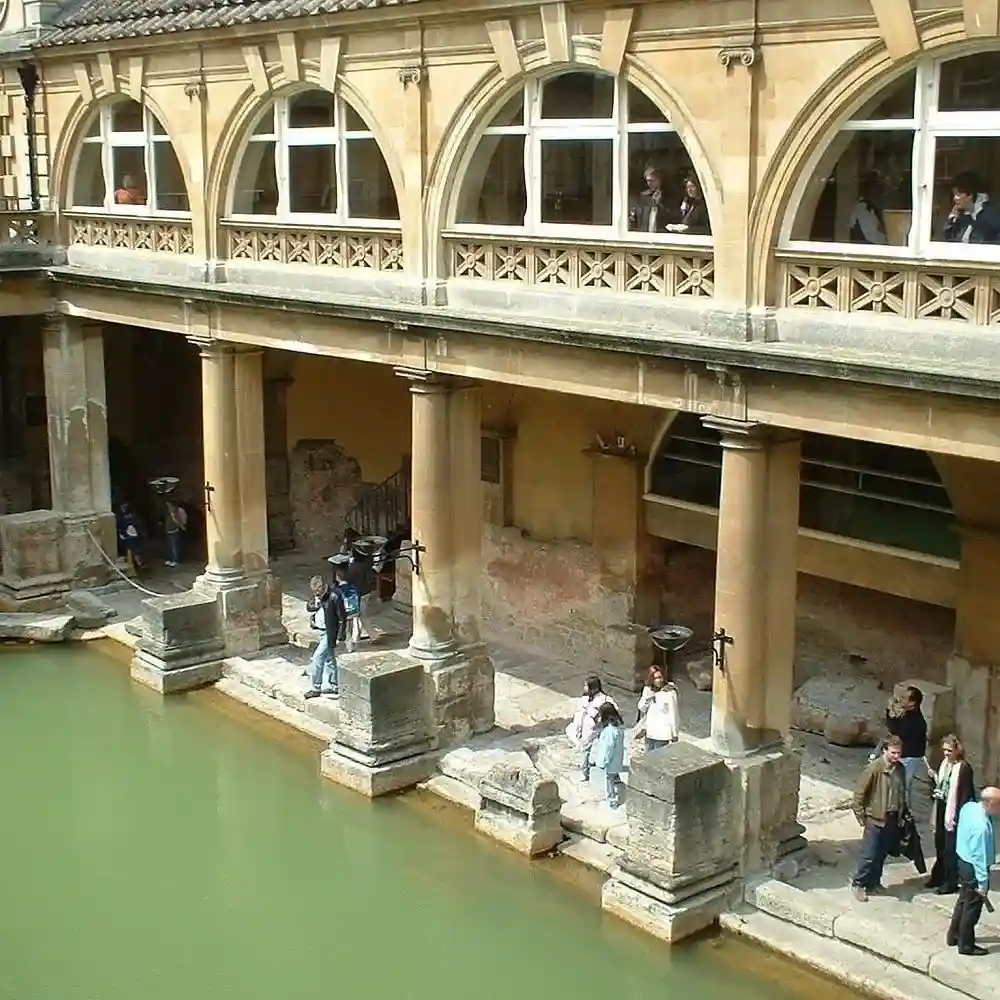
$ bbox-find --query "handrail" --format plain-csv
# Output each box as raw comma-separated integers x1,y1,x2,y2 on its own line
344,459,411,539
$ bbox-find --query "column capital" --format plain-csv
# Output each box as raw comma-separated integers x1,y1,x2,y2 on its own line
185,336,262,360
394,367,479,393
702,416,799,450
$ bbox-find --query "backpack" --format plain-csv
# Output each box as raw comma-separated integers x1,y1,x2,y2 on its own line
340,584,361,618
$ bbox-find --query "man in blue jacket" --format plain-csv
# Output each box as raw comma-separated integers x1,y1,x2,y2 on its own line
947,787,1000,956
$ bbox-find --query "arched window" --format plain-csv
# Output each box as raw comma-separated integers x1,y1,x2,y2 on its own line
71,100,189,214
454,73,711,242
229,90,399,223
787,50,1000,260
649,413,957,559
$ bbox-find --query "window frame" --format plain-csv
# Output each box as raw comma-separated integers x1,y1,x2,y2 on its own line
227,90,400,230
783,51,1000,262
70,101,190,218
451,74,712,246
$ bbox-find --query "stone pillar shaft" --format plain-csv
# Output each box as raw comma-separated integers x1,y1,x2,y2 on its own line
198,341,245,586
234,348,269,575
43,313,111,515
708,418,800,756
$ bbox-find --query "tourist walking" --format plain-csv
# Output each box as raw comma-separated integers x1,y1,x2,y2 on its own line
304,574,345,699
927,735,976,895
946,787,1000,956
851,735,907,902
635,665,679,752
884,686,927,799
567,674,619,783
164,500,187,567
334,566,365,651
117,502,145,573
588,702,626,809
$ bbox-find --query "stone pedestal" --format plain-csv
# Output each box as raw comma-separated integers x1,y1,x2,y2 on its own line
320,653,437,797
0,509,115,606
425,645,496,747
130,591,225,694
474,755,563,856
601,743,740,943
946,655,1000,785
727,746,806,875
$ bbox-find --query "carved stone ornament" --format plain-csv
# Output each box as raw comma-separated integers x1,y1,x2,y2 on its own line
718,46,757,69
397,66,424,89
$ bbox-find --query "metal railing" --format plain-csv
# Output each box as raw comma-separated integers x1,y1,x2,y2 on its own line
344,459,411,539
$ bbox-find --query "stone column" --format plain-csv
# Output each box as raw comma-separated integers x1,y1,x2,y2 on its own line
704,417,805,874
263,352,294,553
234,348,269,576
397,368,494,744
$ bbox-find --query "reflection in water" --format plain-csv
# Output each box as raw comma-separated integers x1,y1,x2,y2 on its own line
0,646,860,1000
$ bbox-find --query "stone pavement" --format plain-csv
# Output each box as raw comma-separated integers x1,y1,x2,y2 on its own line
84,552,995,1000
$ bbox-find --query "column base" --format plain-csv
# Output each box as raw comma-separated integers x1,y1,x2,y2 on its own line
420,643,496,747
319,744,438,798
194,568,287,655
131,651,224,694
602,870,737,944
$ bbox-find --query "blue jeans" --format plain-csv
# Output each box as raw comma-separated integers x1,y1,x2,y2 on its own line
309,633,338,693
901,756,923,802
853,814,898,889
605,772,621,808
166,531,182,564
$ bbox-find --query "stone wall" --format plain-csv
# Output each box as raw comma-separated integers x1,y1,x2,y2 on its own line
659,543,955,689
289,439,367,555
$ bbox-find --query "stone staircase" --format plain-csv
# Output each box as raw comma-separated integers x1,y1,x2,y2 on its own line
344,459,410,540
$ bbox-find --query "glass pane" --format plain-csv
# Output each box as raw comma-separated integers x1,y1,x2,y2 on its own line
72,143,106,207
851,71,916,120
627,83,669,125
253,107,276,136
932,138,1000,245
540,72,614,119
232,141,277,215
288,91,335,129
790,130,914,244
151,116,167,136
111,148,147,206
627,133,710,236
648,413,721,505
540,139,613,225
488,91,524,128
111,100,143,133
152,142,189,212
346,137,399,220
344,104,367,131
288,144,337,213
456,134,526,226
938,52,1000,112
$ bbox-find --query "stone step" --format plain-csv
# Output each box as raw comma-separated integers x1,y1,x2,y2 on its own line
721,907,971,1000
419,773,480,811
744,877,998,1000
558,833,620,874
214,677,337,744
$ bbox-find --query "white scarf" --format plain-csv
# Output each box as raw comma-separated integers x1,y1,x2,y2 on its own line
936,758,964,831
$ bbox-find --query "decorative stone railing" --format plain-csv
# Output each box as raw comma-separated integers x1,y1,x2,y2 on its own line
444,233,715,299
776,251,1000,328
0,211,58,268
66,212,195,255
222,222,404,271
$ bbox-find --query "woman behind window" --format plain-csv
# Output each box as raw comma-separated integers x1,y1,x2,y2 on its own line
665,176,710,236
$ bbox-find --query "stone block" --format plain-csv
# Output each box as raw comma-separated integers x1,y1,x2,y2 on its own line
65,589,117,629
61,511,116,588
929,942,1000,1000
893,678,954,740
791,674,886,747
686,657,714,692
250,570,288,649
727,747,805,875
426,646,495,747
323,652,437,798
130,591,225,694
474,753,563,856
946,655,1000,784
744,877,836,937
0,612,74,642
601,742,740,944
0,510,69,602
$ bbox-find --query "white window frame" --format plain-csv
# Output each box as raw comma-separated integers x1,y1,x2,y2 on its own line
451,74,712,247
70,101,190,218
227,91,399,230
783,52,1000,263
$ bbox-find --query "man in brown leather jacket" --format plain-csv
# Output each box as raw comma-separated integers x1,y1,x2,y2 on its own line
851,734,907,901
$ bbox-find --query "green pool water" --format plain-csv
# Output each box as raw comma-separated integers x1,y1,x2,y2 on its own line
0,645,861,1000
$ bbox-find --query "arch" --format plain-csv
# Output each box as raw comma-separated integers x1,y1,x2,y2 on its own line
209,74,404,241
425,40,720,258
648,414,957,559
54,89,193,218
746,11,993,296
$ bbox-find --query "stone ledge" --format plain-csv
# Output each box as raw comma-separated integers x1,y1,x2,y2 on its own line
721,908,972,1000
744,877,837,937
214,676,337,745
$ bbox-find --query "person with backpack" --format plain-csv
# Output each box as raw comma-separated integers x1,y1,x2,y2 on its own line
304,574,345,699
334,566,365,651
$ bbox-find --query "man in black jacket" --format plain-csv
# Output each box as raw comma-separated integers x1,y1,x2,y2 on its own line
305,574,345,699
942,172,1000,244
886,686,928,802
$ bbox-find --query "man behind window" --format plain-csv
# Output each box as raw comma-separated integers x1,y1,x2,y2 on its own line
947,787,1000,956
628,164,667,234
942,171,1000,244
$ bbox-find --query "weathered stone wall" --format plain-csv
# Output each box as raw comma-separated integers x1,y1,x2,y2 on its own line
288,439,367,554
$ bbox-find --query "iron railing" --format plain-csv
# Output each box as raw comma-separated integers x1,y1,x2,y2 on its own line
344,459,411,539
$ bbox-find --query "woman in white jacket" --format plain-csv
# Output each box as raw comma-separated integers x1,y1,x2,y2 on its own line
567,674,619,782
636,665,679,752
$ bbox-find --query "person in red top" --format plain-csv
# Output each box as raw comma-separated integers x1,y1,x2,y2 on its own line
114,173,146,206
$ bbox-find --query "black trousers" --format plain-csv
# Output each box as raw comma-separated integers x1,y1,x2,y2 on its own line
928,806,959,891
947,859,985,952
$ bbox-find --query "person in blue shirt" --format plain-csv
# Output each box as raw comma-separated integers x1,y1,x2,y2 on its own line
947,787,1000,956
588,702,626,809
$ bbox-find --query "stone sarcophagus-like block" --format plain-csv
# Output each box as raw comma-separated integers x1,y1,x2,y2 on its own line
321,653,437,798
602,742,739,943
130,591,225,694
474,754,563,857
